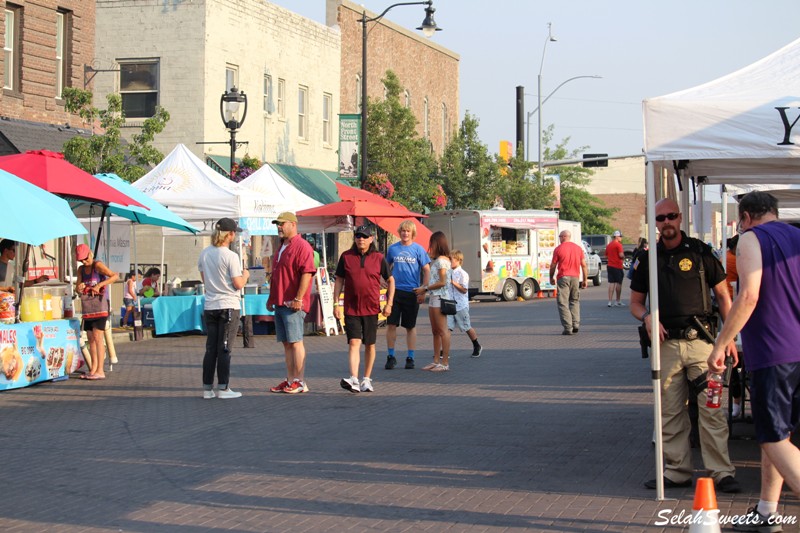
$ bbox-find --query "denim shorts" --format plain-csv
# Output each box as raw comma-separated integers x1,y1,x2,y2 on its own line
123,298,135,307
274,306,306,343
447,308,471,332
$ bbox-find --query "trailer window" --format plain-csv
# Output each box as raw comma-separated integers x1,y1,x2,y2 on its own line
490,226,529,255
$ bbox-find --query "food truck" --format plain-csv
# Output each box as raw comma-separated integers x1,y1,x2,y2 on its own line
425,209,576,301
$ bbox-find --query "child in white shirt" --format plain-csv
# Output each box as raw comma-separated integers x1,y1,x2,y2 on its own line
448,250,482,357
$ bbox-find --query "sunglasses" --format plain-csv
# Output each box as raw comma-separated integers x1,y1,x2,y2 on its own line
355,233,371,239
655,212,680,222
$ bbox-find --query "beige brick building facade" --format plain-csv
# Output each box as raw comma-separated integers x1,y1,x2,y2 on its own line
328,0,459,156
0,0,94,125
584,155,646,243
94,0,341,170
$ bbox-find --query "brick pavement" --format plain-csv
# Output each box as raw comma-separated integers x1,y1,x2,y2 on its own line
1,283,798,532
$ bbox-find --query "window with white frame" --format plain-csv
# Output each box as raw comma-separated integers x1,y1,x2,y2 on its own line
4,5,20,92
119,60,159,118
263,73,272,114
298,85,308,140
277,78,285,119
322,92,332,146
423,98,429,138
225,64,238,91
55,10,72,99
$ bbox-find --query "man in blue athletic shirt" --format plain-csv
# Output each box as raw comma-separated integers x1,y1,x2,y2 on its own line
384,220,430,370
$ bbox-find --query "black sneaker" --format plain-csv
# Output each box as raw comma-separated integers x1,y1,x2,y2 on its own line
405,357,415,369
644,477,692,490
716,475,742,494
385,356,397,370
733,505,783,532
471,345,482,358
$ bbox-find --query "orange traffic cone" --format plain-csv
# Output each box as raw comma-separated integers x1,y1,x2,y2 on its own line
688,477,720,533
536,290,544,299
552,288,557,298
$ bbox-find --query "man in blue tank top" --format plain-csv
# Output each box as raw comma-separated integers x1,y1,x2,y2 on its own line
709,191,800,528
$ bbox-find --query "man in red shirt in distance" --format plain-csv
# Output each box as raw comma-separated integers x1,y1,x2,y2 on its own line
549,230,588,335
606,230,625,307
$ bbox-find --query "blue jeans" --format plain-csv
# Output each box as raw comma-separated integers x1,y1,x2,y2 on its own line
275,306,306,343
203,308,240,389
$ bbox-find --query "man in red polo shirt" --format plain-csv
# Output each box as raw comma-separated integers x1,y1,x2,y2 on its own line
266,211,317,394
549,230,588,335
334,224,395,393
606,230,625,307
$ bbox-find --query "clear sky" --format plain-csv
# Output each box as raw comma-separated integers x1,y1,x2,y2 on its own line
269,1,800,160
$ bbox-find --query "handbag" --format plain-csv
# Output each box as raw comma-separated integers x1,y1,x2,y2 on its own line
80,291,108,319
440,298,457,315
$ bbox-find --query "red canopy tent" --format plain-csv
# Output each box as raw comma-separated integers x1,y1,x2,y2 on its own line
333,183,432,248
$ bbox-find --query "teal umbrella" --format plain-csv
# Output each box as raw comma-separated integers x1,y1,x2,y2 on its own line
0,168,87,245
93,173,199,234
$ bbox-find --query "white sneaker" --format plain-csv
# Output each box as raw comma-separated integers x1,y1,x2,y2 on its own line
608,301,613,307
203,390,216,400
216,388,242,399
360,377,374,392
340,376,360,393
731,402,742,418
615,301,625,307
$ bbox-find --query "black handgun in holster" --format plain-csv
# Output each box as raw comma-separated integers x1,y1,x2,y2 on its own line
638,324,650,359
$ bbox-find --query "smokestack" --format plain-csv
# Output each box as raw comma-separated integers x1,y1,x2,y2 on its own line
516,86,525,157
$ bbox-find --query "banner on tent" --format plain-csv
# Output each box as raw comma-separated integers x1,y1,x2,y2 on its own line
79,222,131,274
315,267,339,336
239,216,278,236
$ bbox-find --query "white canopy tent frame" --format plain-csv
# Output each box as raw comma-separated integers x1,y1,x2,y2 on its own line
643,36,800,500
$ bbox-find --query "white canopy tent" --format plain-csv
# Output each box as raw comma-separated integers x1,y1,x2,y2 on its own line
131,144,281,233
238,163,322,235
643,37,800,500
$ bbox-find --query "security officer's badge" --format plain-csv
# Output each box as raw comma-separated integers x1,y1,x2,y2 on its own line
678,258,693,271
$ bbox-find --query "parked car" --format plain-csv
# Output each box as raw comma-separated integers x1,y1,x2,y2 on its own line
584,234,637,269
582,240,603,286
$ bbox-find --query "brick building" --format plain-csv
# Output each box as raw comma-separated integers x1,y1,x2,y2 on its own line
327,0,459,157
0,0,95,153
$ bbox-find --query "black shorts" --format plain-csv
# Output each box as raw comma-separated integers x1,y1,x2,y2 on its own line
750,362,800,443
386,289,419,329
83,316,108,331
344,314,379,345
607,266,624,284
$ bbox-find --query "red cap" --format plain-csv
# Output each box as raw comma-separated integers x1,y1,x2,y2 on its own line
76,243,90,261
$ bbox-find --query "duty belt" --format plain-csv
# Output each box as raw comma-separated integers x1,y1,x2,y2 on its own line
666,323,711,342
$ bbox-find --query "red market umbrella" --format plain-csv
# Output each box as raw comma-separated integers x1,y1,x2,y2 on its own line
0,150,146,208
371,215,433,249
297,198,422,219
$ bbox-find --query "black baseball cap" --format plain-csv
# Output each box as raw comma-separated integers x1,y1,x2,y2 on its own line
354,224,375,237
216,217,242,232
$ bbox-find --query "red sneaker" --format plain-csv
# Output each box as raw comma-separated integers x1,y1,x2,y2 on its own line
283,380,307,394
269,379,289,393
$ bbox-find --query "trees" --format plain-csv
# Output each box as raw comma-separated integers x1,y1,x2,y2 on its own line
61,87,170,181
439,112,497,209
366,70,438,213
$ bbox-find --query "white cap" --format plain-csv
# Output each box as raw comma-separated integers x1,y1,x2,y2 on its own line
613,230,622,237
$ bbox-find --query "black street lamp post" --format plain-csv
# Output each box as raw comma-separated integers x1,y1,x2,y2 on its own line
220,87,248,178
359,1,440,188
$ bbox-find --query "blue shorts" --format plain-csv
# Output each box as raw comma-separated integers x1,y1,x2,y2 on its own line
447,308,472,332
123,298,135,307
274,306,306,343
749,362,800,443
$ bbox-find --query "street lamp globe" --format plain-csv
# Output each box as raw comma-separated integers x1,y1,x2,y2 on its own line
220,87,248,131
417,4,442,37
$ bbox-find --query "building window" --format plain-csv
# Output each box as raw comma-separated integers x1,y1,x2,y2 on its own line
298,85,308,141
355,74,361,111
55,10,72,99
3,5,21,92
225,64,238,91
441,102,448,145
322,92,332,146
119,60,159,118
423,98,429,138
263,73,272,114
277,78,285,119
404,90,410,108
